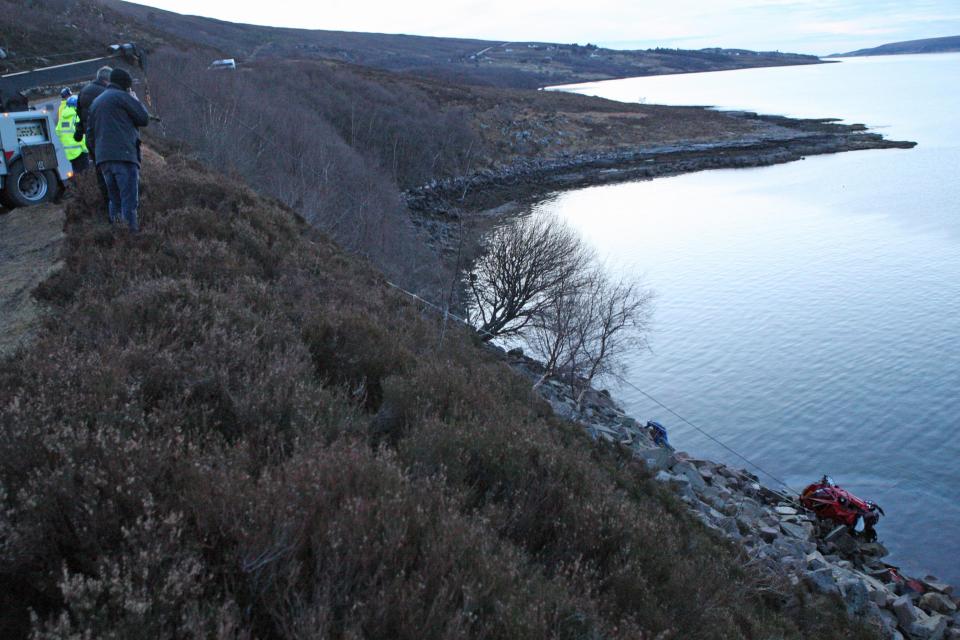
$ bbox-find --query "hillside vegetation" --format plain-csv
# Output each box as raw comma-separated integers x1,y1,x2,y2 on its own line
0,151,880,639
0,0,820,88
1,4,887,635
0,0,825,296
0,0,189,72
100,0,822,89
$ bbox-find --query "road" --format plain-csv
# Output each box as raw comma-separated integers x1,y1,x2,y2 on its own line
472,42,515,58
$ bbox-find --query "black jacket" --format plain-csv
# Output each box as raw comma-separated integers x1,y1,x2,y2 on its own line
88,84,150,167
76,79,109,138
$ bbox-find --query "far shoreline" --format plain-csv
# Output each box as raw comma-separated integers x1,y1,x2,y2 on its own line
405,109,916,256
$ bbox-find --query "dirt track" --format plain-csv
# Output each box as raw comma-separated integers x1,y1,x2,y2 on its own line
0,203,64,357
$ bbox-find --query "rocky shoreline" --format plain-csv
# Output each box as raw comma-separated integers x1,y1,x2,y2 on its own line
404,111,916,257
494,345,958,640
426,111,950,638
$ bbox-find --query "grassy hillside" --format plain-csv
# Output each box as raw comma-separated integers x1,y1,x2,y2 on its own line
0,0,195,73
2,0,777,294
0,152,879,639
0,0,823,296
100,0,822,89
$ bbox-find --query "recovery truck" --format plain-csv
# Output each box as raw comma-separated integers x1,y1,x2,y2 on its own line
0,44,145,209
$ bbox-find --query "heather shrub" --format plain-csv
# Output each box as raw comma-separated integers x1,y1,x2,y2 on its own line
303,305,416,409
0,155,877,639
190,442,618,640
397,386,741,635
29,500,220,640
380,350,545,429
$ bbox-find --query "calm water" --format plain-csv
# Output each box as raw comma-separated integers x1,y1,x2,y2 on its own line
539,54,960,583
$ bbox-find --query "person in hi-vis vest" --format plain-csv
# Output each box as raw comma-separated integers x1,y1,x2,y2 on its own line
56,95,90,174
57,87,72,123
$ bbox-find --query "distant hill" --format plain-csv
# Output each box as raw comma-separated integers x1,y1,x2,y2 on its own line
97,0,822,89
830,35,960,57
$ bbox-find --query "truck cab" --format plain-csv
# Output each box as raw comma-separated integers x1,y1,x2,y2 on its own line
0,107,72,207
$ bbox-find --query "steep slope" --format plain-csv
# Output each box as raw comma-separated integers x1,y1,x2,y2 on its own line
0,0,197,73
0,156,878,639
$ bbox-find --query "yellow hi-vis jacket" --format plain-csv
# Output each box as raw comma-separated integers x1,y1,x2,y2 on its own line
56,104,87,161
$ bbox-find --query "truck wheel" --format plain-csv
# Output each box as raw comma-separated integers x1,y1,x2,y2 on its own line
1,159,62,208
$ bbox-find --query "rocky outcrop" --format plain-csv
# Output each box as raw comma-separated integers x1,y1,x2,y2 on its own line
456,106,933,637
405,112,916,223
495,345,958,640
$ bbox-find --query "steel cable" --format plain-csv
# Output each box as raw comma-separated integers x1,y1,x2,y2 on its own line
143,59,800,499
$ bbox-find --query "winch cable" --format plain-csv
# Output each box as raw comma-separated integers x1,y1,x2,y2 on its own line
383,278,801,500
384,280,500,342
615,376,801,498
2,48,107,66
142,60,802,501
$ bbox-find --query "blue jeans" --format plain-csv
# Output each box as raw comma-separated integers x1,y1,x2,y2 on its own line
100,161,140,232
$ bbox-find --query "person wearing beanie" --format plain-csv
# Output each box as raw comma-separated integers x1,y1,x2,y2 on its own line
109,68,133,90
88,68,150,232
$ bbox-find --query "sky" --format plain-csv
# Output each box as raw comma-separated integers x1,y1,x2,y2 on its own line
131,0,960,56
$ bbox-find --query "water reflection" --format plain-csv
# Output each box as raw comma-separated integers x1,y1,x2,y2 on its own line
533,54,960,583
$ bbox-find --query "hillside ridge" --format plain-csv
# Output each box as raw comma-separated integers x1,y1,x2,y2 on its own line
830,34,960,57
98,0,824,88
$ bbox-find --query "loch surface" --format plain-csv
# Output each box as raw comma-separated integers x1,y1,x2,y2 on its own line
542,54,960,583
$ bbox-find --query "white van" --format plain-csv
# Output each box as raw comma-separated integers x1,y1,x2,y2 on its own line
0,108,71,208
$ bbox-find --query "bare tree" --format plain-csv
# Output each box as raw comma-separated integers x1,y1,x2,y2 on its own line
466,213,592,340
525,265,654,403
468,210,654,406
526,266,589,388
565,273,654,407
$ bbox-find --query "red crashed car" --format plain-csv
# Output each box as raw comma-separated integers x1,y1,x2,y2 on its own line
800,476,884,541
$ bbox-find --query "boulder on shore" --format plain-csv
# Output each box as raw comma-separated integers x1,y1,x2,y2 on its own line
920,592,957,616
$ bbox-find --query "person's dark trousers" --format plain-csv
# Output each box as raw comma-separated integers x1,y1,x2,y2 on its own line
86,141,110,222
95,165,109,212
70,153,90,174
100,161,140,233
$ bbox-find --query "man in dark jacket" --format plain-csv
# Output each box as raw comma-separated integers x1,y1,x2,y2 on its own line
75,66,112,217
76,66,111,132
88,68,150,232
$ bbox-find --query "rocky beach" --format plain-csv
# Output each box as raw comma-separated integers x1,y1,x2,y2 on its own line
492,344,959,640
405,110,916,257
405,106,954,638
